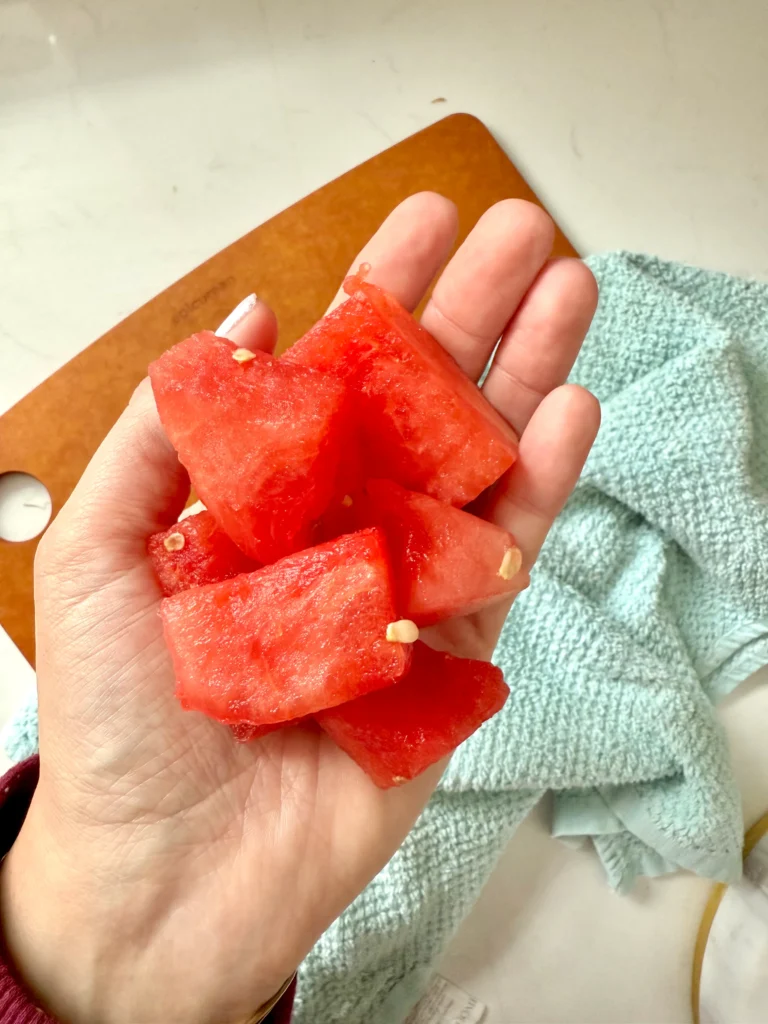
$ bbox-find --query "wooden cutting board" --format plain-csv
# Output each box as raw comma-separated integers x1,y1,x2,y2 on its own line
0,113,577,667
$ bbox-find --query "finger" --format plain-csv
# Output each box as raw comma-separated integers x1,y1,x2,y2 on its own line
419,199,555,381
468,385,599,643
328,191,458,312
219,295,278,353
491,384,601,568
482,259,598,434
216,294,258,335
42,379,187,575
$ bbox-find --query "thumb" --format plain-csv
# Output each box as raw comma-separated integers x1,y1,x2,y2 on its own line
40,298,277,573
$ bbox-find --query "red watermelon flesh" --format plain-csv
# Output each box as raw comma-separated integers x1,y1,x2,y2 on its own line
316,641,509,788
148,511,260,597
149,332,354,564
284,273,518,507
229,717,309,743
229,722,281,743
161,528,411,726
325,480,522,625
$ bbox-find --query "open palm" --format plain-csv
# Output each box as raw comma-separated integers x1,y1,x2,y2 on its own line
2,194,599,1024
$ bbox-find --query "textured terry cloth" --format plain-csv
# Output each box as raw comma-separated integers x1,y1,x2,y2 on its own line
5,253,768,1023
291,253,768,1022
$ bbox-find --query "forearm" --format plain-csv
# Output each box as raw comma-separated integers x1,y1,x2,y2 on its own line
0,758,296,1024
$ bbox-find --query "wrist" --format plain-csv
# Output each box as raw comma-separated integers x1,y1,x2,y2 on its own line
0,792,165,1024
1,788,289,1023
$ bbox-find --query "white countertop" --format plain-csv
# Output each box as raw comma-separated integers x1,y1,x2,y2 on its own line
2,1,768,1020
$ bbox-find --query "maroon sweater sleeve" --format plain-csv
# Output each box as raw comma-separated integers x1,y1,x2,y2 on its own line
0,756,296,1023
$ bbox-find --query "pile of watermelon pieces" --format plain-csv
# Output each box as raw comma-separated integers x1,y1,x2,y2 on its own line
148,269,522,788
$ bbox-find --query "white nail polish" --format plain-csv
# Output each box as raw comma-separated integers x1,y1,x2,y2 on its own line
216,294,257,335
178,500,207,521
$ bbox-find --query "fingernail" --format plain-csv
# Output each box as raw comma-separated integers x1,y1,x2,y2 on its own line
178,499,207,522
216,294,257,335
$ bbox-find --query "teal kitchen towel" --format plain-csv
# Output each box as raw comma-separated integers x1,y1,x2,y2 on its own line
292,253,768,1022
5,253,768,1022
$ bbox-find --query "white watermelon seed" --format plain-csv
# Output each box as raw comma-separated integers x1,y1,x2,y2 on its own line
498,547,522,580
386,620,419,643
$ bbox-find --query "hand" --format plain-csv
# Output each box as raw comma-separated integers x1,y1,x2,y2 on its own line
0,194,600,1023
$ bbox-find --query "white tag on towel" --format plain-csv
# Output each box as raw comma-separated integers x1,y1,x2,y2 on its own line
404,974,486,1024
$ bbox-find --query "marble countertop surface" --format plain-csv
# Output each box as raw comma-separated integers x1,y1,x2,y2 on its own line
2,1,767,1020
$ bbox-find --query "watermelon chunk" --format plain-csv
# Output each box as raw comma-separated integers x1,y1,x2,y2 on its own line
324,479,522,624
284,273,518,507
150,332,353,564
316,641,509,788
148,511,260,597
161,528,411,726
